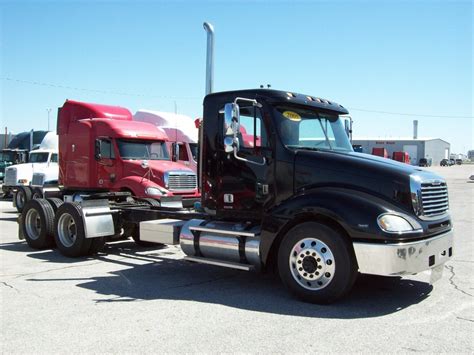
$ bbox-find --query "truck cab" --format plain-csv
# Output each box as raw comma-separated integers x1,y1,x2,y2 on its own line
196,89,452,301
4,132,59,209
0,149,28,182
58,100,200,207
133,110,199,173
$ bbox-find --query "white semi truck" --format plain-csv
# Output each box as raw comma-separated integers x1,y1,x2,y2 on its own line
4,132,59,212
133,110,198,173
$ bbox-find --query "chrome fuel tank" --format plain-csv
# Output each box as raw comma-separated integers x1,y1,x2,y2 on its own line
180,219,261,268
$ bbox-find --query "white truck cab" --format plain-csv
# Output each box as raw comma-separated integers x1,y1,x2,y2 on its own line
4,132,59,212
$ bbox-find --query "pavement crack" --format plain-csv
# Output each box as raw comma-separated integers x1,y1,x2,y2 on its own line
456,317,474,323
0,281,20,293
445,265,473,297
1,254,136,279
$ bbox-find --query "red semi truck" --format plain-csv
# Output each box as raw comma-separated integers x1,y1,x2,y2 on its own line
57,100,200,207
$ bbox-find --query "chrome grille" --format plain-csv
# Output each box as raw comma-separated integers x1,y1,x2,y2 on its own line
32,173,45,187
5,168,17,186
420,181,449,217
167,173,197,191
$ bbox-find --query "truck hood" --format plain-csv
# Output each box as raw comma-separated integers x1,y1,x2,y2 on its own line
6,162,59,181
294,150,442,210
123,159,195,181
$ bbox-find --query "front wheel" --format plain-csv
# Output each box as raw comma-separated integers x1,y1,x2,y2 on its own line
15,186,32,213
278,222,357,304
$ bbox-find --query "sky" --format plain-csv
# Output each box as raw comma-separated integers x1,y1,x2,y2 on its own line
0,0,472,153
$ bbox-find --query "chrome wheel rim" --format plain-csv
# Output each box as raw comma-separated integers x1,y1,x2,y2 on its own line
25,209,41,240
288,238,336,290
58,213,77,248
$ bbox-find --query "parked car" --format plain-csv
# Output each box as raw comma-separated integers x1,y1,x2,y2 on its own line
419,158,432,167
455,159,462,165
440,159,450,167
449,159,456,166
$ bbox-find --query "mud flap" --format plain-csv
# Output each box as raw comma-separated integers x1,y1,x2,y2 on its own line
429,264,444,284
17,215,24,240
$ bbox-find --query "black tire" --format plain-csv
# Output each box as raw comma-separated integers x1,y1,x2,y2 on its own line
15,186,32,213
131,224,158,247
21,199,55,249
139,198,161,207
32,188,43,199
88,237,106,254
131,198,162,246
278,222,357,304
53,202,92,257
46,197,64,213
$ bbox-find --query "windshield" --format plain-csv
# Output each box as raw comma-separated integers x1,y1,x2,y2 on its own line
117,139,170,160
274,106,353,152
29,152,49,163
189,143,198,162
0,151,15,162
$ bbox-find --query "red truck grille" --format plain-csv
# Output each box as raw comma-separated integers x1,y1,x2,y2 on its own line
167,173,197,191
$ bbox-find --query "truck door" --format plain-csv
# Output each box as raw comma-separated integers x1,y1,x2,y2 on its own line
218,104,273,218
95,138,117,189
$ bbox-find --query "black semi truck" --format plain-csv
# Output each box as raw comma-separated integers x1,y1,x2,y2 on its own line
19,88,454,303
18,23,453,303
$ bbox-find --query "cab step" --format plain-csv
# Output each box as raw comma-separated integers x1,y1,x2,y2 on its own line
183,256,254,271
189,225,258,237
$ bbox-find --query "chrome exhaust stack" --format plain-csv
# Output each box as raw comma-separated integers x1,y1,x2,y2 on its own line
203,22,214,96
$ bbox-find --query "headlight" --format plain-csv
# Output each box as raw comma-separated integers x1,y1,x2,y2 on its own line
145,187,163,196
377,214,422,233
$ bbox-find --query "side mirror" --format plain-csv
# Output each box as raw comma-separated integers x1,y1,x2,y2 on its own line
224,103,240,137
171,142,180,161
94,139,102,160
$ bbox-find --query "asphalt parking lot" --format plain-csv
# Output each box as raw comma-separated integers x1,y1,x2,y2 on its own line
1,165,473,353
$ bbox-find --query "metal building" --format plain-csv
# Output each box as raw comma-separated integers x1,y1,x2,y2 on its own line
351,138,450,166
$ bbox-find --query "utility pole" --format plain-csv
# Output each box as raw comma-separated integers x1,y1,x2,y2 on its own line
46,108,52,131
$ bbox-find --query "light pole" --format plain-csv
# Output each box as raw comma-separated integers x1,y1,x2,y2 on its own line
46,108,52,131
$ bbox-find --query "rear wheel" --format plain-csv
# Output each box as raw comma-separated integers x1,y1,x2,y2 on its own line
32,188,43,199
15,186,32,213
21,199,55,249
278,222,357,304
46,198,64,213
54,202,92,257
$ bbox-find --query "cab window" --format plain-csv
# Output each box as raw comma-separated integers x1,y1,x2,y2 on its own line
178,143,189,161
99,139,115,159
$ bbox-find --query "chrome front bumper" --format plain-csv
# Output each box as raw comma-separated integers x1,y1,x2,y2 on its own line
353,230,453,276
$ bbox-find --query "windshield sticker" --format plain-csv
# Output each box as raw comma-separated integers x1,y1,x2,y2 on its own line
282,111,301,121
